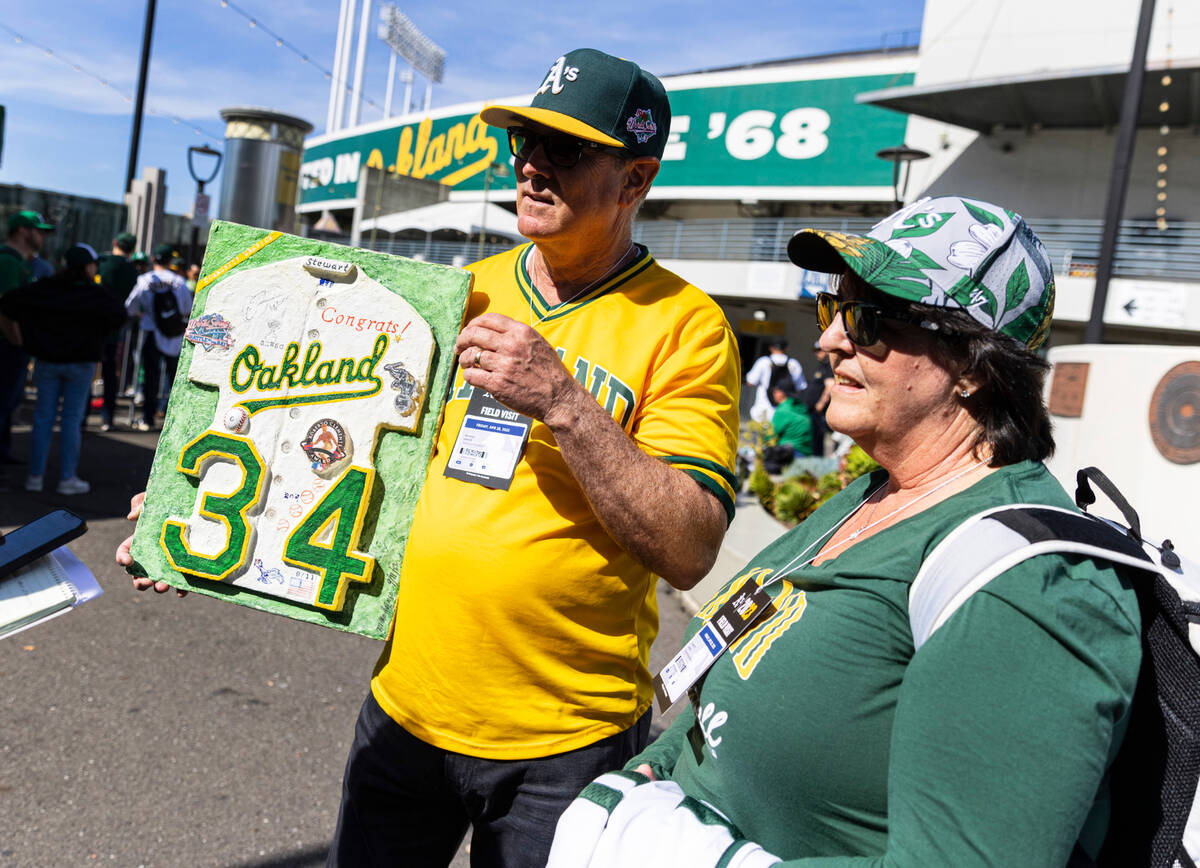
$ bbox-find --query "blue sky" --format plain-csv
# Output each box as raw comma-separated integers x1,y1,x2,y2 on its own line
0,0,925,217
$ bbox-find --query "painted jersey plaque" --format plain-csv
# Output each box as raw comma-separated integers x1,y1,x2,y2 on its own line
127,221,472,638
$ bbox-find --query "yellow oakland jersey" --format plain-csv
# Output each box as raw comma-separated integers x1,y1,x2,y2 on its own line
371,242,740,759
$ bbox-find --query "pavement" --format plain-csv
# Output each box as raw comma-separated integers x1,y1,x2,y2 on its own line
0,401,789,867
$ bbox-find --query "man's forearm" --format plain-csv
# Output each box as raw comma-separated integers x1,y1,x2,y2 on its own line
456,312,729,589
544,382,726,590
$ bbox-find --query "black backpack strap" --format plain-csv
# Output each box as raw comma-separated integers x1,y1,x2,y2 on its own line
1075,466,1143,544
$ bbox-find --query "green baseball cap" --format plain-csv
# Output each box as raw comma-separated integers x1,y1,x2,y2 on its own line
8,210,54,232
479,48,671,160
152,242,180,261
788,195,1056,350
115,232,137,252
132,251,148,263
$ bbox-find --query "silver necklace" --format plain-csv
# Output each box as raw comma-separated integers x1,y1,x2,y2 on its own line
527,243,638,329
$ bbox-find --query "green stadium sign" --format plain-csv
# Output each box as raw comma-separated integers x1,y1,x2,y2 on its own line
299,71,914,205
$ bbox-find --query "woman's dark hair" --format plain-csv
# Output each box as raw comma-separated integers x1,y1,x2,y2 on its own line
836,270,1055,465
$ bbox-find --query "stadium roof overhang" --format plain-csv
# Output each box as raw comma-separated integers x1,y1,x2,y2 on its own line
856,60,1200,133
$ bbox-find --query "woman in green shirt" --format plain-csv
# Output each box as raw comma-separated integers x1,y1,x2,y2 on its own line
548,197,1141,868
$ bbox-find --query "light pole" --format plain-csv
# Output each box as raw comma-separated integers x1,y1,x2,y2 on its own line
876,145,930,210
125,0,157,196
186,144,222,268
477,161,510,261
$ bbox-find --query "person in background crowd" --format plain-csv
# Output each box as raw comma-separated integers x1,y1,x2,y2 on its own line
769,380,813,457
185,263,200,293
0,243,125,494
549,196,1139,868
30,253,54,280
745,338,805,424
132,251,150,276
93,232,139,431
802,339,834,456
124,243,191,432
0,210,54,472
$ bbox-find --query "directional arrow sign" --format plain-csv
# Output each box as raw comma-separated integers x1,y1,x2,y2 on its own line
1107,282,1186,329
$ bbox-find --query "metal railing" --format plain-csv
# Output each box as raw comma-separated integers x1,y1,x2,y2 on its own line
358,237,516,266
360,217,1200,283
631,216,1200,283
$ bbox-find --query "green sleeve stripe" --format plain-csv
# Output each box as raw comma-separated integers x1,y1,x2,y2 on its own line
684,469,736,525
714,841,754,868
662,455,738,488
576,781,625,814
677,795,739,831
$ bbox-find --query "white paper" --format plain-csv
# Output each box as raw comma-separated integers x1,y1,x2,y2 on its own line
0,546,103,640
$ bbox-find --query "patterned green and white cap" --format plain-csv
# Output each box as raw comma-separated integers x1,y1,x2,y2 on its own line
787,196,1056,350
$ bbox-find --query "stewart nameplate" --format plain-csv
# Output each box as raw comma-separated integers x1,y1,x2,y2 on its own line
127,221,472,638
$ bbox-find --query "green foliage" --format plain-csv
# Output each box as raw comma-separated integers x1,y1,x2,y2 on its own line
773,480,816,525
816,472,843,498
841,445,880,482
749,465,774,511
757,444,881,526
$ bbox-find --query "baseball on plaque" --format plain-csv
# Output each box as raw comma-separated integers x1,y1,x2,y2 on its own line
126,221,472,638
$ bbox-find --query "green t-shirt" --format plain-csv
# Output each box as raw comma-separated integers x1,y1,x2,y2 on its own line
96,253,138,301
0,244,31,296
632,461,1141,866
771,397,813,454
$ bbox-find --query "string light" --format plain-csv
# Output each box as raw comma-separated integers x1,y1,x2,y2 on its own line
1155,4,1174,232
216,0,385,116
0,21,224,141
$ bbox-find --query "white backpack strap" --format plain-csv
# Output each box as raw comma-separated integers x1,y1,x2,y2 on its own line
910,504,1163,651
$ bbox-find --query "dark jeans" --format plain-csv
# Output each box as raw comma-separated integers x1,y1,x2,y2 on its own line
0,339,28,459
90,336,119,424
140,337,178,426
328,693,651,868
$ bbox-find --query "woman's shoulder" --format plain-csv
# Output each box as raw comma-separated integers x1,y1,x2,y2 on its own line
972,459,1072,505
940,461,1142,640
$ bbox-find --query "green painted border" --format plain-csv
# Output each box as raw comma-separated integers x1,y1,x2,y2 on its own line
127,220,471,639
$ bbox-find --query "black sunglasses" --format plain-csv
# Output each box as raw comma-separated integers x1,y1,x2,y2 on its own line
815,292,943,348
507,126,625,169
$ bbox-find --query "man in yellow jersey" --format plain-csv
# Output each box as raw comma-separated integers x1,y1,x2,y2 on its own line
330,47,741,867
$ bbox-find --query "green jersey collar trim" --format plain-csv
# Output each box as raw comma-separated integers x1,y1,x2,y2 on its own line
515,243,654,324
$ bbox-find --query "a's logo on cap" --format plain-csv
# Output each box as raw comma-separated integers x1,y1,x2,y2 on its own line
536,55,580,96
626,108,658,144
